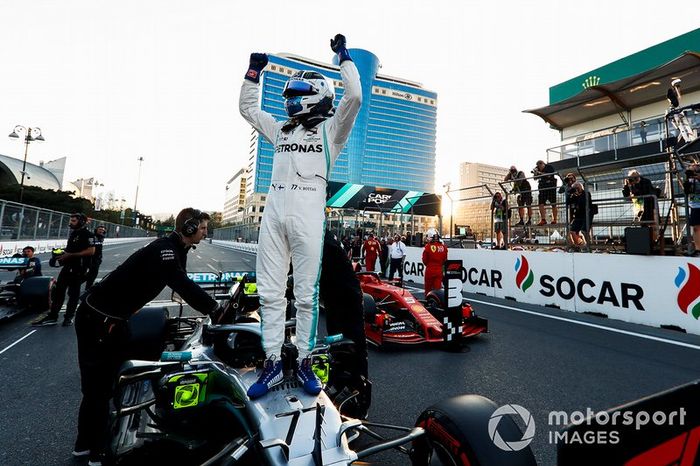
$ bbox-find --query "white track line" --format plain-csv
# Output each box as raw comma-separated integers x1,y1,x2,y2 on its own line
0,330,37,355
207,263,218,272
401,283,700,351
468,297,700,351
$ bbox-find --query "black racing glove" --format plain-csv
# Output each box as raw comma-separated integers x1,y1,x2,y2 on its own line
330,34,352,64
245,53,268,83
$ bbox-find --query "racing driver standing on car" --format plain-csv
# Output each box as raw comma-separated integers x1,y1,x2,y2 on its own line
240,34,361,399
70,208,222,465
422,233,448,294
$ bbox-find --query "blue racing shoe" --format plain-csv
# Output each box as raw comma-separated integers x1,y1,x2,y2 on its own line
296,357,323,396
247,357,284,399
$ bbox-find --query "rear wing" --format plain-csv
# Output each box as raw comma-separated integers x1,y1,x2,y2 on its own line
0,257,29,270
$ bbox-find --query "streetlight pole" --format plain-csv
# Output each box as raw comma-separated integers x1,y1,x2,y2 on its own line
133,156,144,226
443,182,453,239
8,125,45,203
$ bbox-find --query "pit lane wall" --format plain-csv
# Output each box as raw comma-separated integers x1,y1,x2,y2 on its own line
211,240,700,336
0,237,149,256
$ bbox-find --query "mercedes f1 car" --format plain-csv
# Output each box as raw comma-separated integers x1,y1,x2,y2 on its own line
0,256,53,320
109,272,531,466
357,267,488,348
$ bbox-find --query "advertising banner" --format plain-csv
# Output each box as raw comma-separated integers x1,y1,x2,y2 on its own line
326,181,441,216
400,247,700,335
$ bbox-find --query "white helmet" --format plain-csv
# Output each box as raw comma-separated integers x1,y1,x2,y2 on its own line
283,70,335,118
671,78,682,87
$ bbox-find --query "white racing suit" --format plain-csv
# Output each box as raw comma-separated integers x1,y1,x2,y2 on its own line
239,60,361,360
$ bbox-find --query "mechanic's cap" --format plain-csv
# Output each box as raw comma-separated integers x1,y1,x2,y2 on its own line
671,78,682,86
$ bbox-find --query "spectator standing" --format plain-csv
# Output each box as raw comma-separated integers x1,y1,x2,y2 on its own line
622,169,658,228
504,166,533,226
559,173,578,223
533,160,558,225
388,234,406,280
491,192,508,249
568,183,594,249
379,238,389,277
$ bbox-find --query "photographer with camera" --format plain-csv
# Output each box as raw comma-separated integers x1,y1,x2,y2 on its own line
683,163,700,256
622,169,658,232
490,192,509,249
568,182,594,250
504,166,533,226
533,160,558,225
559,173,577,222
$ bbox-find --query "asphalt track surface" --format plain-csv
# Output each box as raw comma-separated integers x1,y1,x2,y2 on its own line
0,239,698,466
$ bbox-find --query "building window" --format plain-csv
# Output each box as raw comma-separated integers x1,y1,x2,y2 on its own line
260,206,265,212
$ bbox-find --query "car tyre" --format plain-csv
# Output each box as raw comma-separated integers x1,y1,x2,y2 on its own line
411,394,537,466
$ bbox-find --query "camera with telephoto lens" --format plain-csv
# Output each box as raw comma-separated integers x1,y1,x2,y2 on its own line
531,168,541,176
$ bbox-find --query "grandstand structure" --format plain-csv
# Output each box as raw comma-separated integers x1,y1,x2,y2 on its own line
519,28,700,254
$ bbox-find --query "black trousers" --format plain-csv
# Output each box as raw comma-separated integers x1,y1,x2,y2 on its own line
85,260,102,289
320,231,368,378
49,267,84,320
389,258,403,280
75,303,126,457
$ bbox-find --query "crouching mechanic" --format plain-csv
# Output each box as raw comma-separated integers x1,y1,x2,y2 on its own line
422,233,448,294
240,34,362,399
70,208,222,464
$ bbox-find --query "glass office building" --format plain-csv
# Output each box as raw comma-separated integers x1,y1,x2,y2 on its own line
246,49,437,197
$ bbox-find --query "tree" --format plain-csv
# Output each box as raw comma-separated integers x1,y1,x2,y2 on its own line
209,211,224,230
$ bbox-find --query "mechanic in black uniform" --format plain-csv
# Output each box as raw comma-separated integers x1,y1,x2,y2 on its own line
320,229,368,379
32,213,95,327
85,224,106,289
70,207,222,465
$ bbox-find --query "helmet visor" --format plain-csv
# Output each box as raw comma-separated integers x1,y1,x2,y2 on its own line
283,80,316,97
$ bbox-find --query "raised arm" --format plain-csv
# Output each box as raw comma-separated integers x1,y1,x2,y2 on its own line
327,34,362,145
239,53,282,144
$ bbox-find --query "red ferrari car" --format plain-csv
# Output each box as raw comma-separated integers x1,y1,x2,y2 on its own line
357,272,488,348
